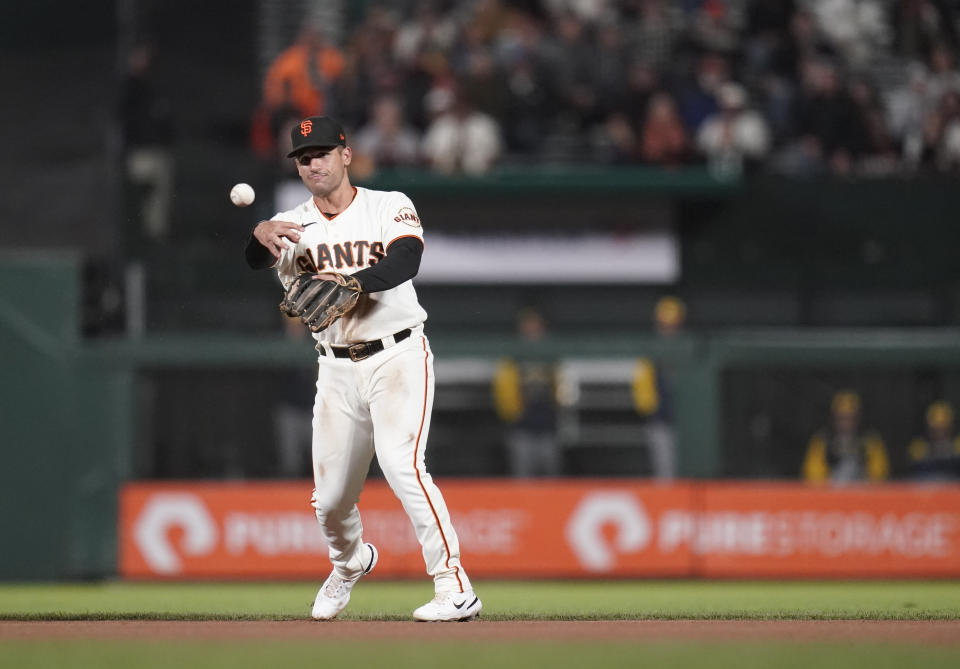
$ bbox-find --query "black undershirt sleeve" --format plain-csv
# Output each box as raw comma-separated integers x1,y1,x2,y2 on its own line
244,233,277,270
352,237,424,293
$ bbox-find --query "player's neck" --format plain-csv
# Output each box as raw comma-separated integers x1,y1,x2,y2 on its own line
313,183,356,217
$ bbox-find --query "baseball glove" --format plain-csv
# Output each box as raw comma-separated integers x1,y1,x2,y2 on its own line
279,272,362,333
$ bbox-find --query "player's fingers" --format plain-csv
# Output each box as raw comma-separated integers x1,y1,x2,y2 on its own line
254,220,299,253
254,221,280,245
257,236,281,257
267,237,285,257
281,227,302,241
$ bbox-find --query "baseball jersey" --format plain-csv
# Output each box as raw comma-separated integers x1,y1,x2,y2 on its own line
272,186,427,345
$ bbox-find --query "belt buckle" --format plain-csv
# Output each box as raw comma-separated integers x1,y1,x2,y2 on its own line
348,342,370,362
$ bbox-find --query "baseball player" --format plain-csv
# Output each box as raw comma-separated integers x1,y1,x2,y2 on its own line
245,115,481,622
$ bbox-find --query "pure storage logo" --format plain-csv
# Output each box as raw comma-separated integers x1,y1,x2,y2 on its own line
125,492,330,577
565,492,653,571
132,493,218,574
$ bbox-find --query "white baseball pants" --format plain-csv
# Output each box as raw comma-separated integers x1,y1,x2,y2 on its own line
309,330,471,594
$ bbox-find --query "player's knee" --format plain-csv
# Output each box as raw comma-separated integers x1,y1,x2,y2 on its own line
309,487,335,517
309,487,351,521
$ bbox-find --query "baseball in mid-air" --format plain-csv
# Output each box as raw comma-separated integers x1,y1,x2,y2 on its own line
230,182,256,207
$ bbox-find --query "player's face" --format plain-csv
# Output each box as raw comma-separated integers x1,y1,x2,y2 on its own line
295,146,351,196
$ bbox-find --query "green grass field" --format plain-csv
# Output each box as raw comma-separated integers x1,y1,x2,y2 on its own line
2,581,959,669
1,580,958,620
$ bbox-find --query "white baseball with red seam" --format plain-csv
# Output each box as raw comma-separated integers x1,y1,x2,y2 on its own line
230,183,255,207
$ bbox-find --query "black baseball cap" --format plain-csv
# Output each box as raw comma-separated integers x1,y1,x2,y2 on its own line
287,116,347,158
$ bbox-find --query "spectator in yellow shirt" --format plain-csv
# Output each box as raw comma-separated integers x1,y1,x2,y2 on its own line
907,401,960,481
492,308,561,477
631,296,686,480
802,390,889,485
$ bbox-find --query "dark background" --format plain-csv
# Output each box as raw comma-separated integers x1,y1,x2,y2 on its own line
3,1,960,483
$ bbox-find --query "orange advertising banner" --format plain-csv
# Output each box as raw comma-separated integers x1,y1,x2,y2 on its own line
118,480,960,579
699,483,960,578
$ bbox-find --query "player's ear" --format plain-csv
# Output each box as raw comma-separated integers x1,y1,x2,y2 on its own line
341,146,352,166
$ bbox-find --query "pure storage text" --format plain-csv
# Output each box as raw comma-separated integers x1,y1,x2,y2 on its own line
658,510,955,558
221,509,528,558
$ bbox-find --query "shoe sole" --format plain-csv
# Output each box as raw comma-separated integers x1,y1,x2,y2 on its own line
415,612,481,622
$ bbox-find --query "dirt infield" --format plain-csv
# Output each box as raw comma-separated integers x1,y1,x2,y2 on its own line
2,620,960,644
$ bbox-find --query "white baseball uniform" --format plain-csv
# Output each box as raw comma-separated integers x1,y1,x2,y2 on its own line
271,186,471,595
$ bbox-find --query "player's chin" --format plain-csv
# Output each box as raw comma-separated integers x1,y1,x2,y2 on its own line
305,177,331,194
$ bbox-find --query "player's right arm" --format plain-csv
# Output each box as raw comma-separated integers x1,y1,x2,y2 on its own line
245,220,304,269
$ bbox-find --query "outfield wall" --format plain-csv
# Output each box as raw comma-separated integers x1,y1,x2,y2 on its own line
6,255,960,580
119,480,960,579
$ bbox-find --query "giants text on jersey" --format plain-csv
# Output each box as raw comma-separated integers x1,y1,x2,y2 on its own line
272,187,427,344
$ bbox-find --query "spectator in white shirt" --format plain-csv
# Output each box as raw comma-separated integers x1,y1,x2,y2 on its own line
696,81,771,178
421,87,503,175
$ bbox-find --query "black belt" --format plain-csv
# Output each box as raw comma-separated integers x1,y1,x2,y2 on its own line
318,328,412,362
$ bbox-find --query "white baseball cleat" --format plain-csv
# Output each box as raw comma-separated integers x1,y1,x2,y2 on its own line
311,543,378,620
413,590,482,622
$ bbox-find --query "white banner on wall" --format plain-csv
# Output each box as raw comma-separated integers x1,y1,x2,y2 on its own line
417,231,679,284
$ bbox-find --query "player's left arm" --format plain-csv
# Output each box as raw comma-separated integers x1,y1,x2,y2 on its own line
351,193,425,293
351,236,423,292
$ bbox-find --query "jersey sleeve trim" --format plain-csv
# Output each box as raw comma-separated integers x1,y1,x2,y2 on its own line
386,234,424,251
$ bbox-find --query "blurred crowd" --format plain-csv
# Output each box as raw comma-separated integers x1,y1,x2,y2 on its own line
250,0,960,178
803,390,960,484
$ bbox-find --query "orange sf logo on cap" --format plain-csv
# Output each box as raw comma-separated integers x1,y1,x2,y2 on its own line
300,120,313,136
339,133,345,141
